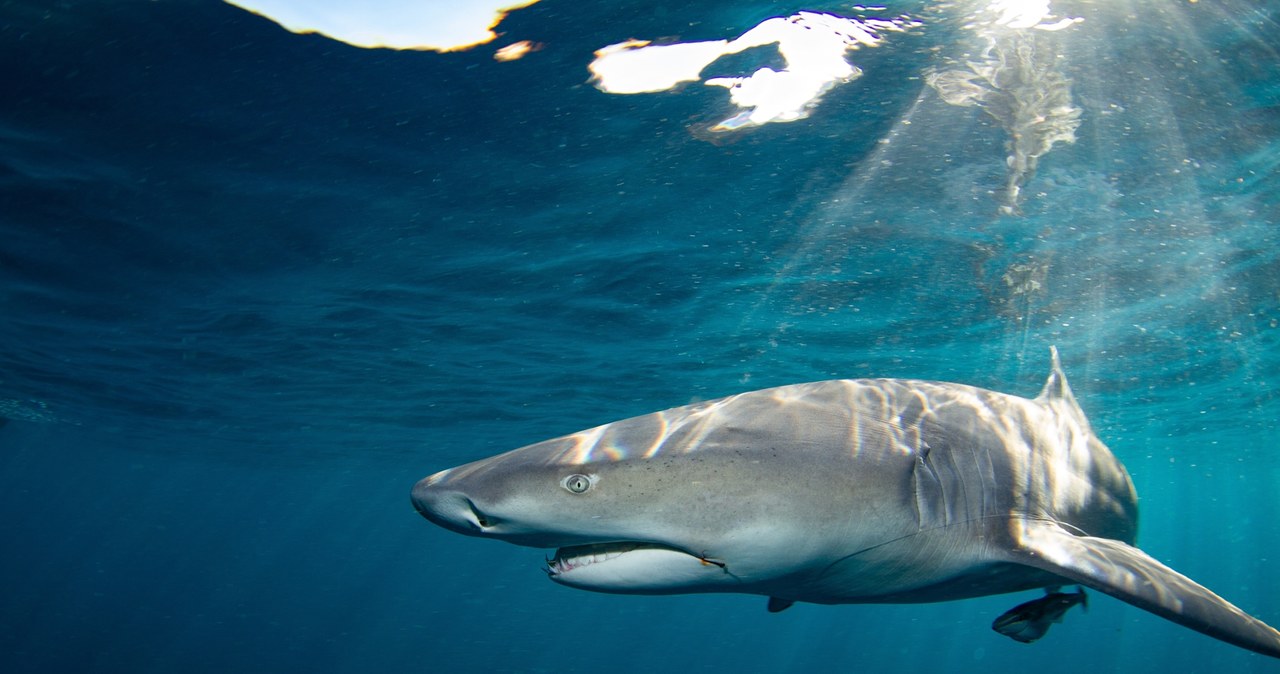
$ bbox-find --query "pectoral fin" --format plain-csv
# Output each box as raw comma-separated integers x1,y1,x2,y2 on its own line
767,597,795,613
1008,520,1280,658
992,587,1087,644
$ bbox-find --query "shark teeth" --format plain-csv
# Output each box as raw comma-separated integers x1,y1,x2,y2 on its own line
545,542,648,576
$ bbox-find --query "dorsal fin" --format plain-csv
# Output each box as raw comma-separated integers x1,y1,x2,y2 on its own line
1035,345,1073,403
1035,346,1092,429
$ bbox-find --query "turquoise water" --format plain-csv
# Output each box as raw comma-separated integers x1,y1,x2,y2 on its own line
1,1,1278,672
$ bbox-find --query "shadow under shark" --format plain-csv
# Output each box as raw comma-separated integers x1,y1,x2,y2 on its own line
412,348,1280,658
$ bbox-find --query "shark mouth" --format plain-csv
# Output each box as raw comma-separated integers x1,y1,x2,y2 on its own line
547,542,670,576
545,542,728,579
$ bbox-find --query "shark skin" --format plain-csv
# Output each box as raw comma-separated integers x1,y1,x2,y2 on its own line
412,348,1280,658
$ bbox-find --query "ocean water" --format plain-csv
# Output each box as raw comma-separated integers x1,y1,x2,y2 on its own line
1,0,1278,672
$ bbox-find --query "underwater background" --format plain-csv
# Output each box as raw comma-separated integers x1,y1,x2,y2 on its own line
2,0,1278,672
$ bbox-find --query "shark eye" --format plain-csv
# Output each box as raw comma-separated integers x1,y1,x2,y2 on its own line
562,474,592,494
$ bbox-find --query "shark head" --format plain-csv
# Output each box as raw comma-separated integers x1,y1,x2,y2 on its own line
411,386,920,596
412,447,743,593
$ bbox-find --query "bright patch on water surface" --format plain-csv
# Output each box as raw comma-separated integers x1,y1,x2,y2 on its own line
589,11,920,131
223,0,540,51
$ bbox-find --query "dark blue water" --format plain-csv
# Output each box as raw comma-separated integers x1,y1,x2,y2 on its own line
2,0,1278,672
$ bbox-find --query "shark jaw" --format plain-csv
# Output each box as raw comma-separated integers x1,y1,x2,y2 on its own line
544,542,733,593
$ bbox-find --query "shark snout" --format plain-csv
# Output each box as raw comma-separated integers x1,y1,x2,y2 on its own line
409,475,439,518
411,475,493,535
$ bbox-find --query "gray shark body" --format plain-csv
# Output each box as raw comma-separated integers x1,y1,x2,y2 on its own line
412,349,1280,658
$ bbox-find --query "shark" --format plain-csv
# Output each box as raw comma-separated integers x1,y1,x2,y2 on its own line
411,348,1280,658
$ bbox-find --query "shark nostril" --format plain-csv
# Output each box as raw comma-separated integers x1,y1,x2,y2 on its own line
469,502,497,529
410,481,497,534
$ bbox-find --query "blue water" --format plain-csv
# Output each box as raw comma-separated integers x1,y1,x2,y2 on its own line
2,0,1278,672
